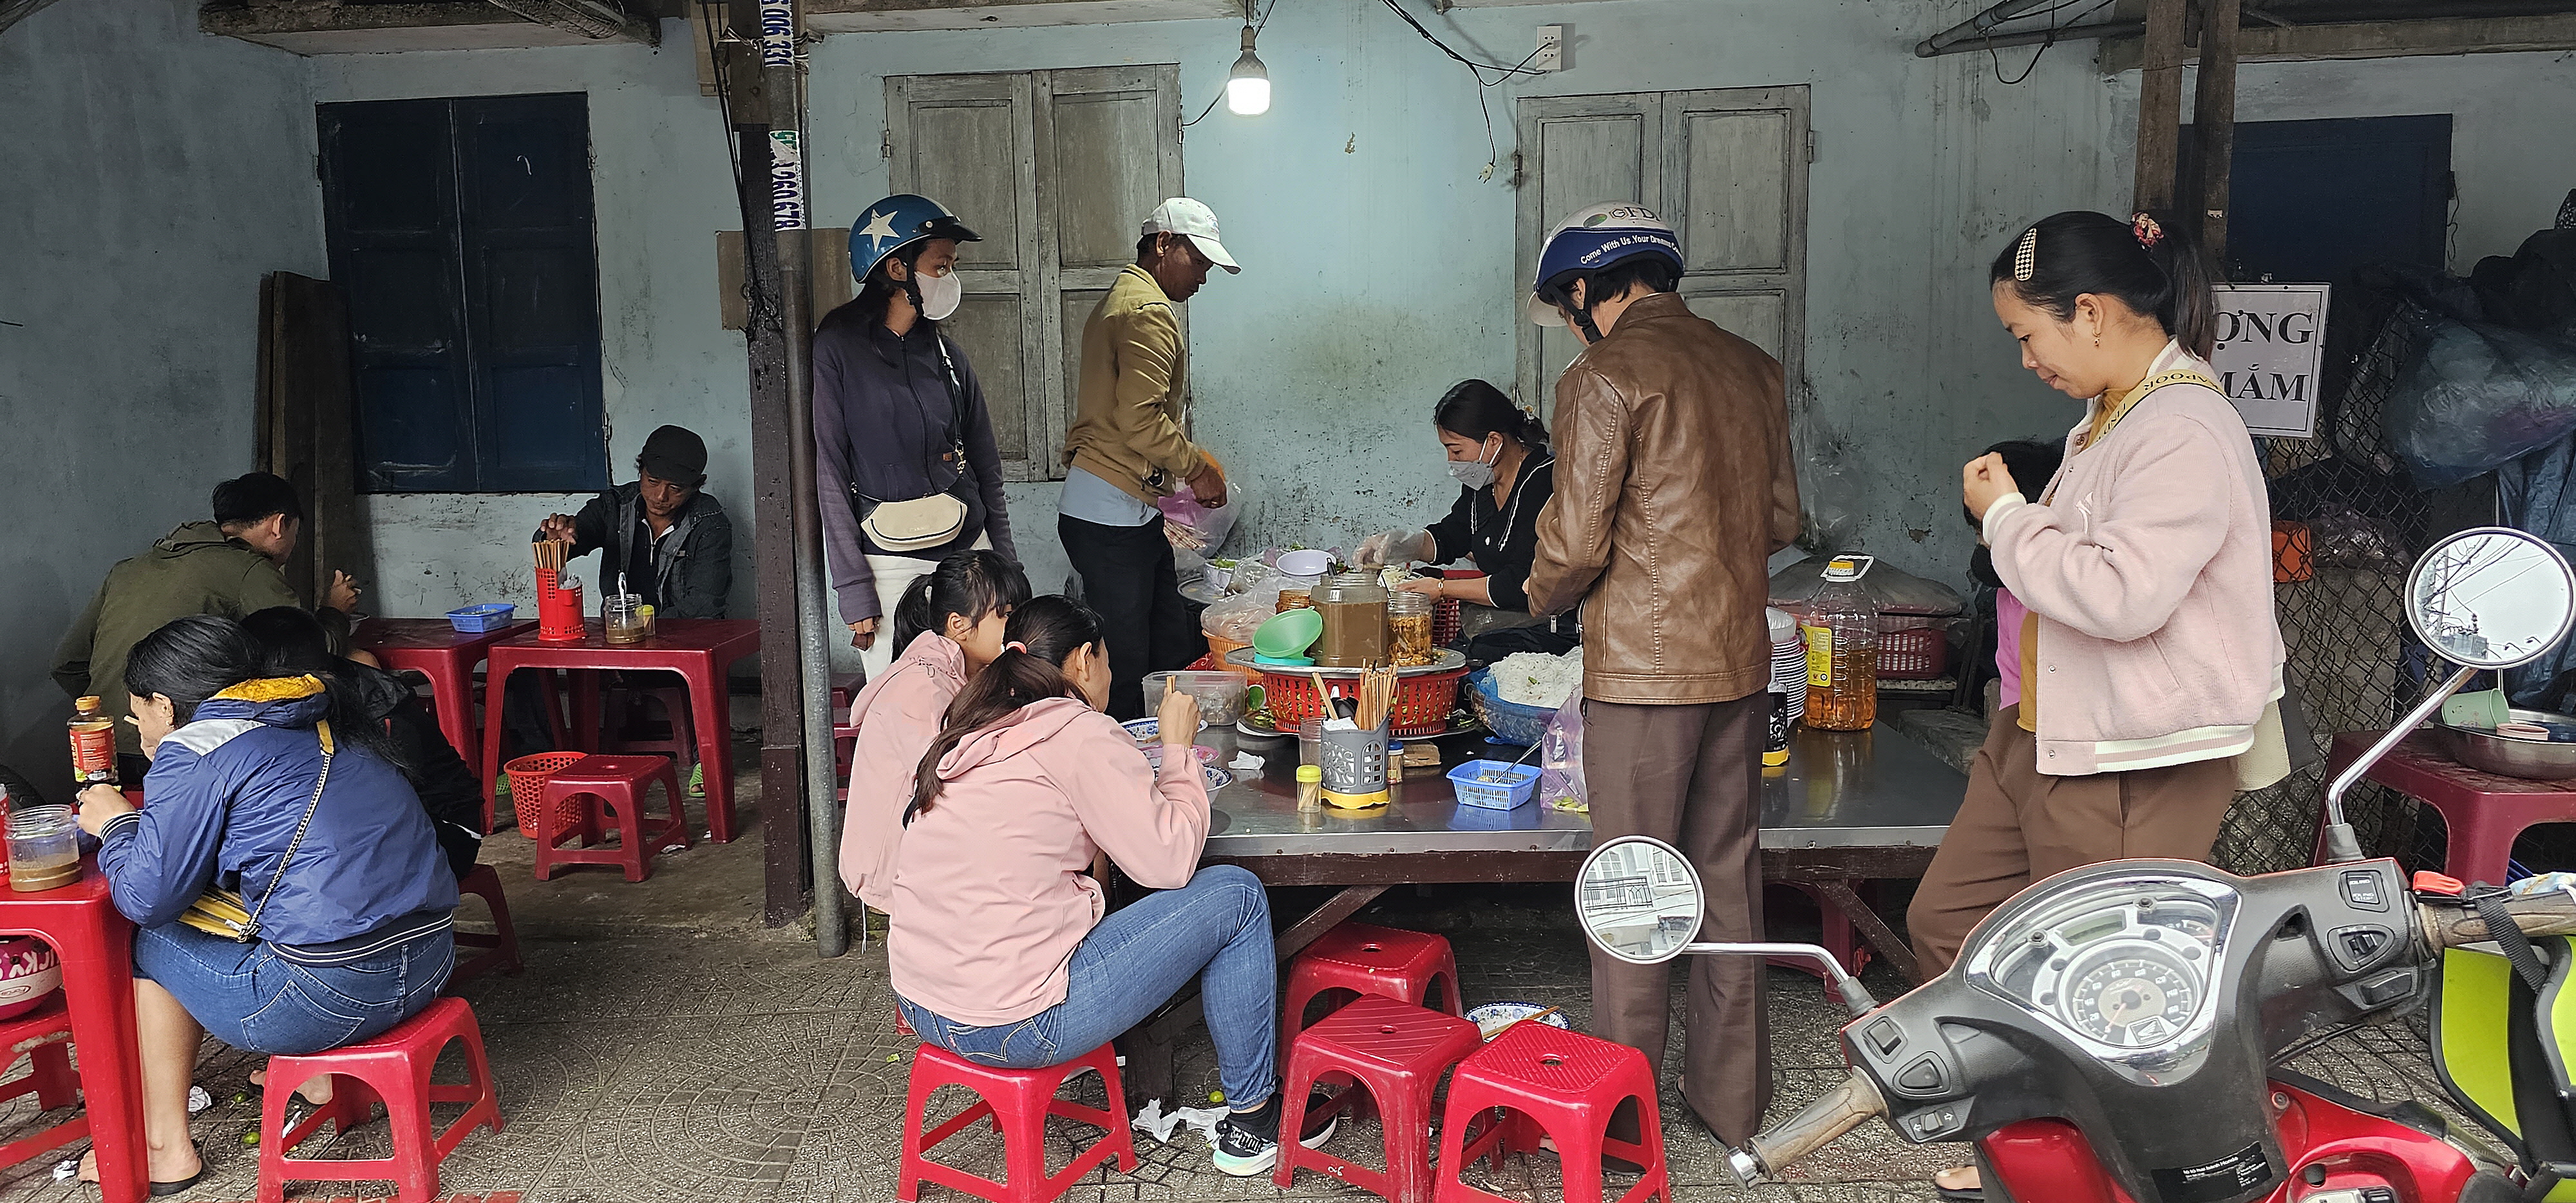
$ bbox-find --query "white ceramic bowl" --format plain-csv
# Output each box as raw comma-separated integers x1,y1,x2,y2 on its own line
1121,717,1210,743
1276,549,1332,578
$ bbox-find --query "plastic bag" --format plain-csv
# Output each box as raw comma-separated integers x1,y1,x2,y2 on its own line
2385,308,2576,488
1200,573,1294,641
1539,692,1587,811
1768,554,1964,616
1160,478,1250,556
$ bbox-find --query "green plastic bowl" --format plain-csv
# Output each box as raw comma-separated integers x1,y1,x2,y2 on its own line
1253,607,1324,658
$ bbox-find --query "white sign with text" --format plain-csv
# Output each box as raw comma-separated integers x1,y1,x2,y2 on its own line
2210,283,2329,439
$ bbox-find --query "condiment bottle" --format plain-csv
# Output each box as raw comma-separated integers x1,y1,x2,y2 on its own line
1296,764,1324,811
1801,556,1880,731
68,696,117,788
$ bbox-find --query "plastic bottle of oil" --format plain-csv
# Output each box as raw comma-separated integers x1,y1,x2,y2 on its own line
1800,557,1880,731
68,696,117,788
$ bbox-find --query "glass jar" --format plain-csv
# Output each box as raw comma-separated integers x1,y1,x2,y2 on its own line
603,593,647,645
1387,591,1435,667
1313,572,1388,668
7,808,80,893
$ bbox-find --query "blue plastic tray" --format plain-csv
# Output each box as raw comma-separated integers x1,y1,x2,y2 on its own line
1448,760,1540,810
446,603,516,634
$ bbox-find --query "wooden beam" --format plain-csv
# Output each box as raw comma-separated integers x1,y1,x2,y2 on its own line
2189,0,2241,261
2134,0,2189,214
2103,13,2576,70
804,0,1228,31
483,0,660,42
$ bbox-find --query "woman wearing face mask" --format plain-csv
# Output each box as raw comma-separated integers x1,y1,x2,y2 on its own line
1356,379,1575,660
815,193,1021,680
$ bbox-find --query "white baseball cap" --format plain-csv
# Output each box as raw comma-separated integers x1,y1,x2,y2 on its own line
1142,197,1241,274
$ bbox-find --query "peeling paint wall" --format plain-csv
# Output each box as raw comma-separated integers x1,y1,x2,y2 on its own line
8,3,2576,744
0,1,321,799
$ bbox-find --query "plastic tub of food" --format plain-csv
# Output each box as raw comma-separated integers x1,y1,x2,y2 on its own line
1142,670,1251,726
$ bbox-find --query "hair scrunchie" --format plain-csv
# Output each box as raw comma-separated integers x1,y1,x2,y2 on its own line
2131,212,2166,249
1005,641,1028,654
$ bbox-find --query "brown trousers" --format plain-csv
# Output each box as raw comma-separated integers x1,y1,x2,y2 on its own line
1582,694,1771,1144
1907,706,2239,978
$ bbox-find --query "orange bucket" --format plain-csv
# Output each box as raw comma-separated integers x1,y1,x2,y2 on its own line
503,752,589,838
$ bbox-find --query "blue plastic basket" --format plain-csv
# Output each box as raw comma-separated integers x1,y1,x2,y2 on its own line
1468,670,1556,747
1448,760,1540,810
446,603,516,634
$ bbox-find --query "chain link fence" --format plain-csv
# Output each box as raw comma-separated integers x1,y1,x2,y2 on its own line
2209,276,2497,877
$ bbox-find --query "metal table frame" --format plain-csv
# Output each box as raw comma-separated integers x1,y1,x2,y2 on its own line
1119,721,1967,1094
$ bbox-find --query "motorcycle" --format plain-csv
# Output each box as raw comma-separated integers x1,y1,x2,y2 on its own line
1573,526,2576,1203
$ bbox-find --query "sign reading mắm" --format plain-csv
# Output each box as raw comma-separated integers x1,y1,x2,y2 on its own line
2210,283,2330,439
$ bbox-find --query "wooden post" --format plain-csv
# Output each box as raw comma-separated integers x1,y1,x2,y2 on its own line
2134,0,2188,214
2190,0,2242,265
722,34,813,930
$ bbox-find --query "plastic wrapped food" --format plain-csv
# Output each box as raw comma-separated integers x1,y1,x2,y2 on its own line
1490,649,1584,709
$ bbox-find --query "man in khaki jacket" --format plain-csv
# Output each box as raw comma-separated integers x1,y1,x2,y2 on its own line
1524,204,1800,1146
1058,198,1236,719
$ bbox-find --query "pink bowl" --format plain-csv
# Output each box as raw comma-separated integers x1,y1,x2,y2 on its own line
0,938,62,1021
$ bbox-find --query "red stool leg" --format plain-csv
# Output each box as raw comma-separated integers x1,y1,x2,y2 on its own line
2438,800,2522,887
379,1057,442,1203
29,1039,76,1111
1382,1074,1440,1203
1271,1044,1318,1189
896,1056,939,1203
1088,1047,1136,1173
655,762,690,851
600,784,649,883
994,1072,1052,1201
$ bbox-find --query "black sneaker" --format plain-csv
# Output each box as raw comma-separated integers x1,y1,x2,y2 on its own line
1209,1095,1339,1177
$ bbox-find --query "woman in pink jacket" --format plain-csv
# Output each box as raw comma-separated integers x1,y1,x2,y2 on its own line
1917,212,2284,1198
837,550,1028,913
889,596,1328,1177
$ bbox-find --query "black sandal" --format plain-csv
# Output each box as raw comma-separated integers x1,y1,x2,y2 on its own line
149,1140,207,1198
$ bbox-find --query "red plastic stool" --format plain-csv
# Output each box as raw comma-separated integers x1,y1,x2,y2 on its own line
256,997,503,1203
534,755,690,883
1435,1021,1670,1203
898,1041,1135,1203
1275,996,1482,1203
602,683,697,777
1285,922,1464,1045
0,999,84,1171
448,864,523,983
1765,881,1872,1005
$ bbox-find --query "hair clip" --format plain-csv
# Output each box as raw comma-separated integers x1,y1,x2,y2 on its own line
2012,227,2039,282
1005,641,1028,654
2132,212,2165,249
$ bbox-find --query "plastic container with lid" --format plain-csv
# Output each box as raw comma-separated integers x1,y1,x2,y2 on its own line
6,808,80,893
1800,557,1880,731
1314,572,1389,668
1296,764,1323,811
1387,590,1435,666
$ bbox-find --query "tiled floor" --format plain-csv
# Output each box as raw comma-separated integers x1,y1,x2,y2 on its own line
0,747,2476,1202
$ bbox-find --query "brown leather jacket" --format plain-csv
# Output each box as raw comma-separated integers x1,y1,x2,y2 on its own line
1526,292,1800,705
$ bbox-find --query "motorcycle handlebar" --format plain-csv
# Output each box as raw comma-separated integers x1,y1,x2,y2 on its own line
2429,888,2576,949
1730,1069,1888,1185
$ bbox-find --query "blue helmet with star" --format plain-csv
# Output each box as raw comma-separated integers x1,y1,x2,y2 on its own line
849,194,981,283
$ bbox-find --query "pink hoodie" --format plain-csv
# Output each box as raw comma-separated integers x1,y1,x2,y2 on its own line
837,632,969,913
888,697,1210,1025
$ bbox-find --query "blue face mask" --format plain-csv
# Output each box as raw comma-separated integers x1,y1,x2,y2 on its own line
1448,439,1501,489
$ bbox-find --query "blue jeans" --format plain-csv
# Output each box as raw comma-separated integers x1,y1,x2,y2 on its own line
134,922,455,1055
900,865,1277,1107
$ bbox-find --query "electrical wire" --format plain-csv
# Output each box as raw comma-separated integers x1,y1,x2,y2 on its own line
1376,0,1544,84
1981,0,2113,86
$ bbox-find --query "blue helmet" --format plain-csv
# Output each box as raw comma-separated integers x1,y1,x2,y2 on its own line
1526,203,1685,328
849,194,981,283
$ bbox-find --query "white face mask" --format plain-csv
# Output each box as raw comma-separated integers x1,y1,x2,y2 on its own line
916,267,962,321
1447,439,1501,490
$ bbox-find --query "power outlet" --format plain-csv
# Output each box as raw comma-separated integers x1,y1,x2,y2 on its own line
1533,24,1564,71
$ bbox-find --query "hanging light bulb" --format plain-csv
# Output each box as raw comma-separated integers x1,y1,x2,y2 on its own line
1226,24,1270,116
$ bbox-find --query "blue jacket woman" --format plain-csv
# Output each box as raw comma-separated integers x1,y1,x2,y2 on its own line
76,614,455,1193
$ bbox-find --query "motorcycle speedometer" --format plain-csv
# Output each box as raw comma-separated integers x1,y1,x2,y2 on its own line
1961,873,2239,1075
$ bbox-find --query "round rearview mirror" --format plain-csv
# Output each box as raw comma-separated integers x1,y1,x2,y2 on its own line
2406,527,2576,671
1576,836,1704,965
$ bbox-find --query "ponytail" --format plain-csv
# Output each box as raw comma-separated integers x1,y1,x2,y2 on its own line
907,595,1106,824
1432,379,1547,452
1992,209,2217,361
891,549,1033,652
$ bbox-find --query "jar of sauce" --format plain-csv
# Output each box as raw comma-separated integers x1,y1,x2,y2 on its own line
1314,572,1388,667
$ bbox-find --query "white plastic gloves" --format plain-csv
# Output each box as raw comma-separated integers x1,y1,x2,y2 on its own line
1357,529,1434,567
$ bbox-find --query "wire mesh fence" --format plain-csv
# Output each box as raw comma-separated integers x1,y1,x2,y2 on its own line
2208,275,2492,877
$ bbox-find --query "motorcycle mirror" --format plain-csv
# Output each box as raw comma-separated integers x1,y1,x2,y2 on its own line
2323,527,2576,863
1577,836,1704,965
2405,527,2576,671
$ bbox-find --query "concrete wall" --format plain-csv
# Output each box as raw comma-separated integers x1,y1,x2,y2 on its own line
0,1,321,799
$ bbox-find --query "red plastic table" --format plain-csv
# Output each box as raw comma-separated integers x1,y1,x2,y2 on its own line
354,618,534,779
2325,729,2576,887
0,859,146,1203
479,619,760,842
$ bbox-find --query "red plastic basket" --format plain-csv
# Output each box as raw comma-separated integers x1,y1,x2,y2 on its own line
503,752,589,838
1260,668,1465,739
1878,617,1953,680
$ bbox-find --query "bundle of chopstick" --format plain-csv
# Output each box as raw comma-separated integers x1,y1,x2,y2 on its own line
533,538,569,574
1356,662,1397,732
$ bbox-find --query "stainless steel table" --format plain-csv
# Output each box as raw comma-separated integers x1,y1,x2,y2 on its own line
1119,719,1967,1092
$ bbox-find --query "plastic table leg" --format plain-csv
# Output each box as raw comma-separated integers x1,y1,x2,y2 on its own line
687,663,736,842
50,910,145,1203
